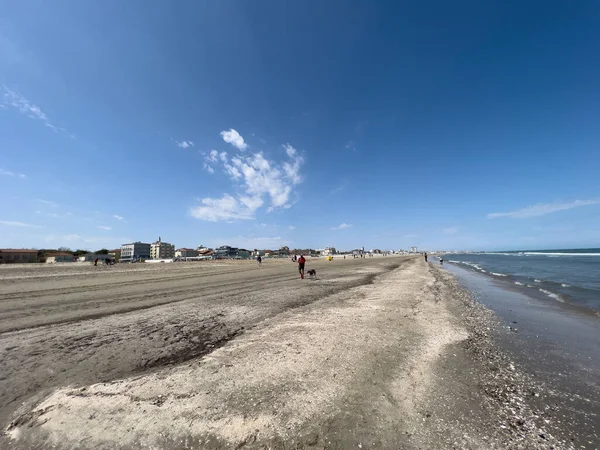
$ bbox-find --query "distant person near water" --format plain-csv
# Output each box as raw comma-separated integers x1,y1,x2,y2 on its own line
298,254,306,279
439,256,443,265
257,255,262,266
424,253,428,262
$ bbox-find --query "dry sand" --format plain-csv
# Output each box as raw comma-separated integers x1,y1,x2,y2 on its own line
0,257,566,449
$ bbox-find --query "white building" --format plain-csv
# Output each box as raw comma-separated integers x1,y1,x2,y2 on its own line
46,253,73,263
175,248,198,258
150,237,175,260
121,242,151,262
322,247,337,256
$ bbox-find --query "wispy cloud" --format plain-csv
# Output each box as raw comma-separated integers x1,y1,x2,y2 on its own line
203,163,215,174
191,133,304,222
442,227,458,235
403,234,419,238
331,223,352,230
288,225,296,230
37,199,58,208
345,140,357,153
96,225,112,231
488,199,600,219
0,169,26,178
0,220,43,228
220,129,248,151
47,212,73,218
113,215,124,221
329,182,347,195
2,86,73,137
176,140,194,149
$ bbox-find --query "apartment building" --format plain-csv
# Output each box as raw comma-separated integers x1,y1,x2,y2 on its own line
120,242,151,262
150,237,175,259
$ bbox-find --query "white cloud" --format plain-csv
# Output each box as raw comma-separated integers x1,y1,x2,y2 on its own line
176,140,194,149
0,220,43,228
113,215,124,221
96,225,112,231
2,86,72,137
2,86,48,120
37,199,58,208
442,227,458,235
331,223,352,230
190,194,256,222
0,169,26,178
203,163,215,174
220,129,248,150
282,144,303,185
191,133,305,222
487,199,600,219
403,234,419,238
288,225,296,230
207,149,219,162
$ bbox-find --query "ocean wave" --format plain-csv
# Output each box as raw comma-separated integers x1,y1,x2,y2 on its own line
514,281,524,286
524,252,600,257
491,272,507,277
526,285,535,288
561,283,571,288
539,288,564,302
480,269,487,273
534,279,542,283
449,260,460,263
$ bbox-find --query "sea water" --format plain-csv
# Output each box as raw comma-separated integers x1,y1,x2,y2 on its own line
447,249,600,312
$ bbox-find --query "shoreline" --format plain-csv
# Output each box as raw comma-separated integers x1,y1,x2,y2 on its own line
0,257,589,448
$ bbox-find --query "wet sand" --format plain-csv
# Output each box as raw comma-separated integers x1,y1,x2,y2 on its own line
0,257,576,448
446,263,600,449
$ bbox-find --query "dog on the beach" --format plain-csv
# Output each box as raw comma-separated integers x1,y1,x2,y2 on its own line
307,269,317,279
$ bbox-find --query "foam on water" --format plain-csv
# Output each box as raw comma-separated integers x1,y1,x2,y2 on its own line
524,252,600,257
491,272,507,277
534,279,542,283
539,288,564,302
561,283,571,288
514,281,524,286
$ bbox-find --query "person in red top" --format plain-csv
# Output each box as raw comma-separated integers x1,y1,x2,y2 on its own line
297,254,306,279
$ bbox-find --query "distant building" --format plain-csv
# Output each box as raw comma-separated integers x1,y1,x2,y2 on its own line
175,248,199,258
410,246,418,253
46,252,74,263
322,247,336,256
0,249,38,264
120,242,151,262
78,253,113,263
214,246,251,259
150,237,175,260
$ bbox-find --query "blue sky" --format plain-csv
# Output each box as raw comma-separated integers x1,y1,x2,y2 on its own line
1,0,599,252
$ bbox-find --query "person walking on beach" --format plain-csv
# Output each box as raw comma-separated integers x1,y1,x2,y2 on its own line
439,256,443,265
94,257,99,267
257,255,262,267
424,253,428,263
298,254,306,279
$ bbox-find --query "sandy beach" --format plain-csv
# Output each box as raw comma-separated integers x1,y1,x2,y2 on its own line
0,256,577,449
